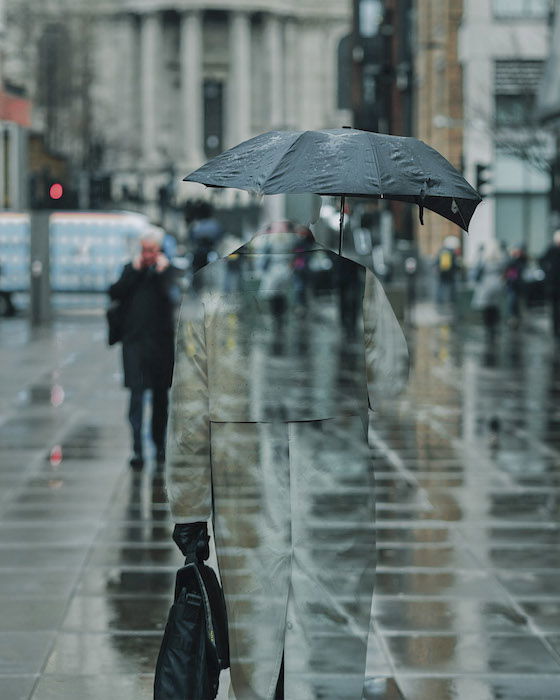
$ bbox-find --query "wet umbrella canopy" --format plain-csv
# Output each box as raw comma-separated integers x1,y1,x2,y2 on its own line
184,128,482,234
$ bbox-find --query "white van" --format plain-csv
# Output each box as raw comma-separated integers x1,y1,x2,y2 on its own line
0,210,148,295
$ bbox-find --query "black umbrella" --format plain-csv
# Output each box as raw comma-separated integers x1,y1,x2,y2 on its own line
185,128,481,252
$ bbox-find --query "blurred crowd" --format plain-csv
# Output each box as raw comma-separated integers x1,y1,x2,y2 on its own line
3,195,559,348
434,230,560,340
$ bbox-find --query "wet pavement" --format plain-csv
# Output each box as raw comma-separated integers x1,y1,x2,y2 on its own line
1,301,560,699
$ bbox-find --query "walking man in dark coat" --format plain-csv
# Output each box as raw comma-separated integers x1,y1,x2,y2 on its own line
109,227,175,467
542,230,560,339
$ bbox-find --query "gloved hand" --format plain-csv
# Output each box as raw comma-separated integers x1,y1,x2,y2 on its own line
173,522,210,564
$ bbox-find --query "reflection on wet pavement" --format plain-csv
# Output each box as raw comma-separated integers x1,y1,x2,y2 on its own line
0,308,559,698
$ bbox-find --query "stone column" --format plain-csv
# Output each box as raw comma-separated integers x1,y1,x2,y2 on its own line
139,11,161,167
264,13,284,128
120,13,140,167
228,11,252,147
284,17,299,129
180,9,204,168
299,22,324,129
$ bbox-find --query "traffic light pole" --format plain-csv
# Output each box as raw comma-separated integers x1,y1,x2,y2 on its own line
29,211,51,326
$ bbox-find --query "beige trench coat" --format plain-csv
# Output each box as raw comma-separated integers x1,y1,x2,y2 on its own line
166,229,408,700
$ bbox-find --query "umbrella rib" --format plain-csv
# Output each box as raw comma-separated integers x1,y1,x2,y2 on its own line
406,138,430,190
454,199,470,231
368,140,384,197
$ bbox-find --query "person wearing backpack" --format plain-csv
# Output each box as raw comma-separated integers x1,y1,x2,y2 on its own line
435,241,459,306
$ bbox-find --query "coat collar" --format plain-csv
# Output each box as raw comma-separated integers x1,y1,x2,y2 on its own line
235,228,325,255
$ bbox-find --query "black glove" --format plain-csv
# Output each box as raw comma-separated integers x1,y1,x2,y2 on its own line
173,522,210,564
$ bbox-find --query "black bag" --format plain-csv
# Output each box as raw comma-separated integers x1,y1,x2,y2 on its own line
154,562,230,700
106,300,124,346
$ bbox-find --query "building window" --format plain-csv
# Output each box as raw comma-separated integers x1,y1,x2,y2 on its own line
492,0,550,19
495,94,536,126
494,60,543,127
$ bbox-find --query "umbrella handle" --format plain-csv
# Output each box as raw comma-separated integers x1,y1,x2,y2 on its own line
417,181,428,226
338,195,345,255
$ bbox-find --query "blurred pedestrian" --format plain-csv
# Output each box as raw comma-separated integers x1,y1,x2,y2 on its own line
541,230,560,339
109,227,175,468
470,243,485,283
189,202,224,280
292,225,314,309
471,239,506,338
0,260,16,317
504,245,527,327
219,233,244,293
336,253,362,337
435,238,459,307
165,197,409,700
258,221,295,338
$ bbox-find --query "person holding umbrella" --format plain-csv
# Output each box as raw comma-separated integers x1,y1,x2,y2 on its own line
165,195,409,700
165,129,480,699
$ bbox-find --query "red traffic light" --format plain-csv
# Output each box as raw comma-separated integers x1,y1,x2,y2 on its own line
49,183,64,200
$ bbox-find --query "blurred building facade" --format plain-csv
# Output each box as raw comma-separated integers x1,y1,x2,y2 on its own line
459,0,552,263
2,0,351,212
3,0,553,264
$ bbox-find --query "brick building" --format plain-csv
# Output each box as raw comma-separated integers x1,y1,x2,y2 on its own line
415,0,464,257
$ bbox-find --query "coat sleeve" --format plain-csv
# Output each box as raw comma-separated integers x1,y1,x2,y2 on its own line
363,269,409,407
165,299,212,523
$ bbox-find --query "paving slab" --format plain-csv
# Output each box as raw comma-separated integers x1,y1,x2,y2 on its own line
0,306,559,698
